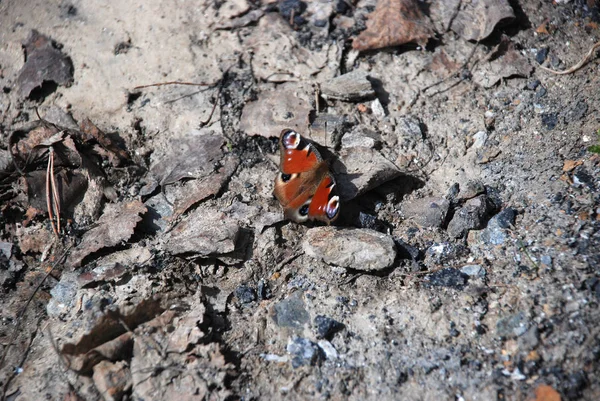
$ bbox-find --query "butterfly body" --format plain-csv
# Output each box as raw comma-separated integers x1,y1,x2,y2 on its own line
274,129,340,224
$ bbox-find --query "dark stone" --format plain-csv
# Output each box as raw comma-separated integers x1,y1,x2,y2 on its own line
526,80,540,90
235,285,256,304
395,239,420,261
541,112,559,130
424,268,467,290
313,19,328,27
424,242,468,266
278,0,307,23
573,168,595,190
493,207,516,228
536,47,549,64
535,86,547,98
562,371,588,399
335,0,349,14
314,315,344,339
358,212,379,230
273,292,310,329
447,195,495,238
257,279,272,300
287,337,323,368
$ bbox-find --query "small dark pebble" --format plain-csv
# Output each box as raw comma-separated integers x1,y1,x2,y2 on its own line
235,285,256,304
313,19,328,28
536,47,549,64
287,337,323,368
336,296,349,304
424,268,467,290
273,292,310,329
535,86,547,98
493,207,516,229
314,315,344,339
335,0,349,14
358,212,380,230
278,0,306,21
541,112,559,130
257,279,272,300
527,80,540,90
395,239,420,261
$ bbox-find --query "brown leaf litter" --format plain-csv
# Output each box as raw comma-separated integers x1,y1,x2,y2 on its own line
16,30,74,99
352,0,434,51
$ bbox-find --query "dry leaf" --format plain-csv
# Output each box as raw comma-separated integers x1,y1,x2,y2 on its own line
446,0,515,41
67,200,147,268
16,30,74,99
533,385,561,401
536,20,550,35
562,159,583,172
352,0,434,51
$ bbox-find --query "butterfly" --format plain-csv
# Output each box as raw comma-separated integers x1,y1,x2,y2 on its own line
273,129,340,224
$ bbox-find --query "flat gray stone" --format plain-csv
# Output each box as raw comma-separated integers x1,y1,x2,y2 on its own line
303,227,396,271
320,70,374,101
402,197,450,228
334,146,401,201
166,210,240,256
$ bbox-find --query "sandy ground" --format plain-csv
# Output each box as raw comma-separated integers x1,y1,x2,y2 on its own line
1,0,600,400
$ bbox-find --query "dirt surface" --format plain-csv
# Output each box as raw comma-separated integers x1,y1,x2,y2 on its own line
1,0,600,400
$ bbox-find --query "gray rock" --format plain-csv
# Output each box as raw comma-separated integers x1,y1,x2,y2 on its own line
496,312,529,338
166,210,240,256
402,197,450,228
314,315,344,339
540,255,552,266
272,291,310,330
424,268,468,290
303,227,397,271
341,127,381,149
320,70,375,101
287,337,323,368
47,272,79,317
424,242,468,266
460,264,486,278
334,146,401,201
457,180,486,201
480,208,517,245
235,285,257,304
447,195,494,238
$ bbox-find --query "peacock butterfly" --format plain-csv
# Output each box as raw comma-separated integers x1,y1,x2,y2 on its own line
273,129,340,224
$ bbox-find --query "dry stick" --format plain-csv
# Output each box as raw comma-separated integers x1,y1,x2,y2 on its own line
0,245,71,372
133,81,214,90
537,41,600,75
45,149,59,237
49,148,61,233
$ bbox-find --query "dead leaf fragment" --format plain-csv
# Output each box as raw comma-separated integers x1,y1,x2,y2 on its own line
151,134,225,185
447,0,515,41
472,38,532,88
532,385,561,401
68,200,147,268
16,30,74,99
353,0,434,51
562,159,583,172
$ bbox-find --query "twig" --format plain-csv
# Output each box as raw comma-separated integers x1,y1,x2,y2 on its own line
45,148,59,237
49,148,61,233
537,41,600,75
133,81,214,90
0,245,71,372
274,252,304,273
